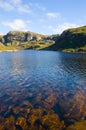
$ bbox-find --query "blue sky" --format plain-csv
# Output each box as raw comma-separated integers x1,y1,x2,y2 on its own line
0,0,86,35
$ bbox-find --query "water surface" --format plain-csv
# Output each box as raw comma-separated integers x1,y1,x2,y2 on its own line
0,50,86,129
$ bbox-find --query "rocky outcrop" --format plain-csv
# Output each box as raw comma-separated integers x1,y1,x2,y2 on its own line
0,35,4,43
4,31,26,43
4,31,43,44
0,30,56,50
44,34,59,41
0,30,59,46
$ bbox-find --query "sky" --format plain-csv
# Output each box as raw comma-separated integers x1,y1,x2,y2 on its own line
0,0,86,35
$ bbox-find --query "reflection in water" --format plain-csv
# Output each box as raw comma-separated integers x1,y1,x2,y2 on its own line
0,50,86,130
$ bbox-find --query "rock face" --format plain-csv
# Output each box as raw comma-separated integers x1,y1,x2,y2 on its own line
4,31,43,44
4,31,26,43
44,34,59,41
0,35,4,43
0,30,57,47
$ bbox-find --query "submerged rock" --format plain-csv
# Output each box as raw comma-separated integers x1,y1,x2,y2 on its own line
16,116,29,130
42,113,65,130
59,90,86,123
66,121,86,130
0,116,16,130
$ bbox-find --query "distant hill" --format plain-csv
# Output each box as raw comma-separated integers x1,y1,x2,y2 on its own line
44,26,86,52
0,31,57,51
0,26,86,52
4,31,43,44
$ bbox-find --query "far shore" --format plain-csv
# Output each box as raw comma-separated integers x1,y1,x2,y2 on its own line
0,49,86,54
0,50,19,52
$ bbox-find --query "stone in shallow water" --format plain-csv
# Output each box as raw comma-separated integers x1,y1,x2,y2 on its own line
44,93,59,106
28,108,44,125
35,93,42,103
42,113,65,130
27,108,65,130
40,92,59,110
23,101,33,108
66,121,86,130
0,116,16,130
16,116,29,130
59,90,86,123
26,108,31,114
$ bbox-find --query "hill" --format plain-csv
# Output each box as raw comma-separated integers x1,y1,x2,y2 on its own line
44,26,86,52
0,26,86,52
0,31,56,51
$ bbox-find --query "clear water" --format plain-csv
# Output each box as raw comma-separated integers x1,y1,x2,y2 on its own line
0,50,86,129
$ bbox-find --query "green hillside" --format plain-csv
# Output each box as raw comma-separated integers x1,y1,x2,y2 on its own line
44,26,86,52
0,26,86,52
0,31,54,51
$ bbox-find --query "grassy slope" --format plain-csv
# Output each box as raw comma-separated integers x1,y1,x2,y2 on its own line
0,43,21,51
43,26,86,52
0,30,53,51
0,26,86,52
0,41,52,51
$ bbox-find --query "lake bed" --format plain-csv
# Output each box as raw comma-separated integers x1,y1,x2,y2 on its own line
0,50,86,129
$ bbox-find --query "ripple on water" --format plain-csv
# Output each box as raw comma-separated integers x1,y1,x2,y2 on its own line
0,50,86,129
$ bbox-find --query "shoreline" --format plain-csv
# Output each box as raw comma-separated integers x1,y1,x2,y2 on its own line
0,49,19,52
0,49,86,54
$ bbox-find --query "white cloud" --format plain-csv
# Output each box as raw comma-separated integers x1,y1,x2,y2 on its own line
53,23,80,34
0,0,46,15
2,19,27,30
18,5,31,13
0,0,13,11
0,0,31,13
46,12,61,18
12,0,21,4
35,3,46,11
29,2,46,12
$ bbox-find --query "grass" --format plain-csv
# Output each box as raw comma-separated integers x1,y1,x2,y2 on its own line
69,26,86,35
1,26,86,53
0,41,52,52
43,26,86,53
